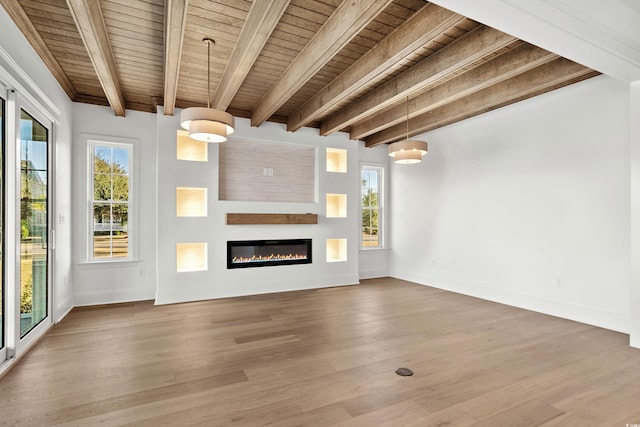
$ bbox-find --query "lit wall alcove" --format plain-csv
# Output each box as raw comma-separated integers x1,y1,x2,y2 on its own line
155,113,366,305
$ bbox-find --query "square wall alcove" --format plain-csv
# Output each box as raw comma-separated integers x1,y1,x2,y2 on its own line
176,187,207,217
176,242,208,272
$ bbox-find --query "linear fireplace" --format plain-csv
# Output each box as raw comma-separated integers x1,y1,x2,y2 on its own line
227,239,312,269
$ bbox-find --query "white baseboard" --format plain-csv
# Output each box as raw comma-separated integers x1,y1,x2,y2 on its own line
55,297,74,323
155,275,360,305
74,287,156,306
392,272,630,334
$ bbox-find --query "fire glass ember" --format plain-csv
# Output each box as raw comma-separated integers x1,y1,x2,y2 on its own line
227,239,312,269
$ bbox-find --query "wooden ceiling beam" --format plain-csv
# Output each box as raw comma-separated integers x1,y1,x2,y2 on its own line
351,43,558,140
162,0,189,116
66,0,126,116
212,0,291,111
0,0,77,100
320,25,516,136
365,58,597,147
286,3,466,132
250,0,394,127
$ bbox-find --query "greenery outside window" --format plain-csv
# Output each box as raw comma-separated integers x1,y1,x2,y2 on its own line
361,164,384,249
89,141,132,260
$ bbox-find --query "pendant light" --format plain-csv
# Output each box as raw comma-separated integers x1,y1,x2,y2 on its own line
180,38,235,143
388,96,427,164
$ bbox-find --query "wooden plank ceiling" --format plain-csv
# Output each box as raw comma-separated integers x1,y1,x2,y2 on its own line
1,0,599,147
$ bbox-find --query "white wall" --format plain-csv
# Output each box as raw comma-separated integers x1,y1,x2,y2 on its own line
71,103,157,305
358,141,390,279
156,112,361,304
0,6,74,322
390,75,631,333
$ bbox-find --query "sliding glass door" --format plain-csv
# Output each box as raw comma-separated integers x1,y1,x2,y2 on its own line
19,108,49,338
0,86,53,366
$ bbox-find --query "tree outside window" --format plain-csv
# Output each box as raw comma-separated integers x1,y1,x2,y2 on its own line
90,143,131,259
362,165,383,248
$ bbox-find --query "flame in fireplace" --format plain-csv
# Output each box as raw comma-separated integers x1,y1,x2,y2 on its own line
232,253,308,264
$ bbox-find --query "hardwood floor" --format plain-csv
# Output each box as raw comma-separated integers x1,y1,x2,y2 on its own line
1,278,639,426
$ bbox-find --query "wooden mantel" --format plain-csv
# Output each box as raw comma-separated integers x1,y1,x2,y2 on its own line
226,213,318,225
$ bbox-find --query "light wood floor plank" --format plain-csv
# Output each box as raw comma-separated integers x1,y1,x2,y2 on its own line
1,277,639,426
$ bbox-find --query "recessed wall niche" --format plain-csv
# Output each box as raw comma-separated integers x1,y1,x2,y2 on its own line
326,148,347,173
326,238,347,262
176,187,207,217
326,193,347,218
176,243,208,272
176,130,208,162
219,140,315,203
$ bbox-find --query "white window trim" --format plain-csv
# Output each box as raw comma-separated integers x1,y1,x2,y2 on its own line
360,162,385,250
86,136,138,263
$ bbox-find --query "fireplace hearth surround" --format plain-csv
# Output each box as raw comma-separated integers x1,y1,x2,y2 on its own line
227,239,312,269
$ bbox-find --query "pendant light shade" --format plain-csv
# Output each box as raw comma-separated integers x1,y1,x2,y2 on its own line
180,38,235,143
388,96,428,164
180,107,235,138
388,140,428,164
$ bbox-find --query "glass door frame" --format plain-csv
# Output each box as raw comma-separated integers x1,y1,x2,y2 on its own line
0,87,6,364
12,93,53,354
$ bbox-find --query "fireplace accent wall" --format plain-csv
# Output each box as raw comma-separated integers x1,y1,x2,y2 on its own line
227,239,312,269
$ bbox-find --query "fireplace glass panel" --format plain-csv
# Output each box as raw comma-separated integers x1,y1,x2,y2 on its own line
227,239,312,269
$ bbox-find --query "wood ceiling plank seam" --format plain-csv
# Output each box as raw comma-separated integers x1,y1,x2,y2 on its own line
67,0,126,116
187,0,251,12
277,13,324,32
187,1,248,20
103,19,164,37
364,59,596,147
117,65,164,77
34,31,84,46
1,0,78,99
101,0,164,15
19,0,71,15
271,21,317,39
101,7,165,27
105,26,164,45
286,0,336,19
20,8,77,26
351,44,559,140
102,0,165,18
287,4,465,132
185,13,244,30
319,25,517,136
24,16,84,37
112,48,164,61
351,28,392,44
360,20,395,37
101,3,165,23
45,37,89,49
268,28,313,47
112,57,164,69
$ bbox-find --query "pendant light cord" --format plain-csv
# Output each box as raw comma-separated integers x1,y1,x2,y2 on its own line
203,37,215,109
406,96,409,141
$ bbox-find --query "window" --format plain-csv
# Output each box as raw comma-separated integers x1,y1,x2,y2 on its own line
361,165,384,249
89,141,132,260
